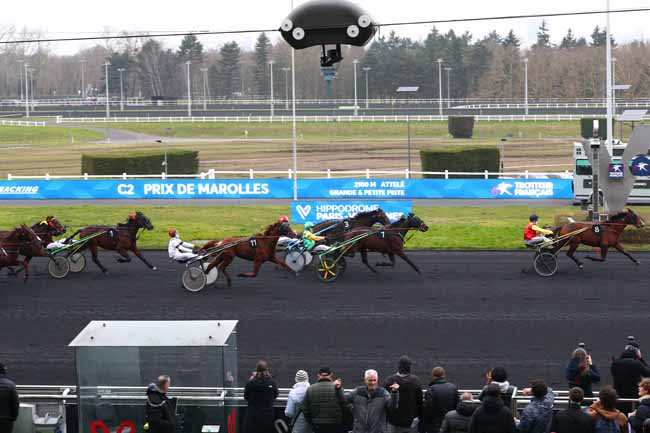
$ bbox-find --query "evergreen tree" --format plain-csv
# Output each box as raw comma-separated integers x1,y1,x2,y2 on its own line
560,29,577,49
591,26,615,47
177,34,204,63
534,20,551,48
576,37,588,47
218,41,241,97
502,30,521,48
253,32,272,97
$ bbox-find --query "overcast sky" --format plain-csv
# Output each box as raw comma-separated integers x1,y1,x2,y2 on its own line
2,0,650,55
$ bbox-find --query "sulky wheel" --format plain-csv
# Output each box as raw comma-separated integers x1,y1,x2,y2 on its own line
48,256,70,279
68,253,86,273
533,252,558,277
316,257,342,283
284,250,307,273
201,263,220,285
182,267,207,292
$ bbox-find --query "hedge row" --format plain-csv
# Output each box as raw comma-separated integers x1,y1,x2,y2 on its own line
419,146,500,178
81,150,199,175
448,116,475,138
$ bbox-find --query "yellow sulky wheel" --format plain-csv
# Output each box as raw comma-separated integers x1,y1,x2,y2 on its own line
316,257,342,283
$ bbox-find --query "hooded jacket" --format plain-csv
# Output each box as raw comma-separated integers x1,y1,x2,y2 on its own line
145,384,177,433
478,381,515,409
517,388,554,433
468,396,516,433
628,396,650,433
440,400,477,433
587,401,628,432
611,350,650,399
0,373,19,423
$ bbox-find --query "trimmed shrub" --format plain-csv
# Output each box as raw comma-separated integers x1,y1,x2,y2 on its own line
420,146,500,178
580,118,610,139
448,116,475,138
81,149,199,175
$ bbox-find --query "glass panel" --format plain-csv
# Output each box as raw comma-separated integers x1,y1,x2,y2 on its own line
575,159,592,176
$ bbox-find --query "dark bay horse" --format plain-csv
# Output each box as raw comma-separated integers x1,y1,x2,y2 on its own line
343,212,429,274
552,208,645,269
0,216,65,273
201,221,295,287
67,212,156,274
311,209,391,241
0,225,46,281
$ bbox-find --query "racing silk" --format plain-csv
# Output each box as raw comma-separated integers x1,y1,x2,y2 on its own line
168,236,195,259
302,230,325,251
524,222,554,240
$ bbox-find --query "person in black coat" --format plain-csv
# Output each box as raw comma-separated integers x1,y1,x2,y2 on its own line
244,360,279,433
550,387,594,433
630,378,650,433
421,367,459,433
611,347,650,413
384,355,423,431
566,348,601,399
468,384,516,433
0,363,19,433
145,375,177,433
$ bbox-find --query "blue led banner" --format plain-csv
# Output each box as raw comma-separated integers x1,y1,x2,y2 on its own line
291,201,412,224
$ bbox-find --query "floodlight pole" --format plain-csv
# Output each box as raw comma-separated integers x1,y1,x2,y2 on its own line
437,59,443,117
363,67,371,109
201,67,209,111
24,62,29,118
18,60,24,101
282,67,290,110
103,61,110,118
353,59,359,116
605,0,613,154
291,0,298,201
269,60,275,117
185,61,192,117
117,68,125,111
80,59,86,99
445,67,452,109
524,58,529,116
612,58,617,118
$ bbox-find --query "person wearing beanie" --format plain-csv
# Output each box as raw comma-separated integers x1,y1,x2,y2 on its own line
0,363,19,433
286,370,312,433
478,367,516,409
244,360,279,433
611,339,650,413
384,355,423,432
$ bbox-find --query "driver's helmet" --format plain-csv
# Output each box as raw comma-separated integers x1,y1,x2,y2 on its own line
304,222,314,231
529,214,539,222
168,228,178,238
279,215,289,223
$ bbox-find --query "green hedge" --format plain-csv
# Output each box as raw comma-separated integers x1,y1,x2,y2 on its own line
448,116,475,138
81,149,199,175
420,146,500,178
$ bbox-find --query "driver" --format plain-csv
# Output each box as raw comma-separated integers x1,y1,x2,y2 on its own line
524,214,554,247
276,215,295,251
168,228,197,261
302,222,325,251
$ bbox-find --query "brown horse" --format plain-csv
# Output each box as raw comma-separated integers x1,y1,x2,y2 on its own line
0,225,46,281
552,208,645,269
201,221,295,287
0,216,65,274
311,209,391,241
67,211,155,274
343,213,429,274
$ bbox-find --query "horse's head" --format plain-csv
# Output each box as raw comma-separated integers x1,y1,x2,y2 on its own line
626,208,645,229
406,213,429,232
263,221,284,236
131,212,154,231
44,216,66,236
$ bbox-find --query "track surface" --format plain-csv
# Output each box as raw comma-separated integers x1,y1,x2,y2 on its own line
1,250,647,389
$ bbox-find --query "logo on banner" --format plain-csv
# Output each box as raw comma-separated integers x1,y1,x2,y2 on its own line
0,185,39,194
292,201,412,223
491,182,513,196
296,204,312,219
491,181,554,198
609,163,624,179
630,155,650,176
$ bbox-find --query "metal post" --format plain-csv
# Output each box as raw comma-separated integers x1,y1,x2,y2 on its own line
445,67,452,109
18,60,23,101
201,67,208,111
104,61,110,118
612,58,617,119
29,68,34,101
24,62,29,118
363,67,371,109
591,139,601,221
80,59,86,100
605,0,613,154
407,114,411,172
282,67,290,111
118,68,125,111
291,0,298,200
353,59,359,116
268,60,274,117
437,59,443,117
524,58,529,116
185,61,192,117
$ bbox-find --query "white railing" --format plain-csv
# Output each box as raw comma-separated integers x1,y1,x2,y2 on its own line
458,101,650,110
56,114,612,124
6,169,574,181
0,119,46,126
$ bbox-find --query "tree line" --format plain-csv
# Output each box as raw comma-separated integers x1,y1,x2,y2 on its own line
1,23,649,101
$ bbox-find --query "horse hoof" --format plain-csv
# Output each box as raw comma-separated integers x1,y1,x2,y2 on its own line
151,266,157,271
578,264,584,270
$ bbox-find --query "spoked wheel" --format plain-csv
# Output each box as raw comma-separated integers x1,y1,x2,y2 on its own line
284,250,306,272
533,252,559,277
337,257,347,275
316,257,342,283
182,267,207,292
201,263,219,285
68,253,86,273
48,256,70,279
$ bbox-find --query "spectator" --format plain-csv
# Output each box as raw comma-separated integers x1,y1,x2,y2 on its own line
478,367,516,409
629,378,650,433
440,392,476,433
469,383,516,433
421,367,459,433
346,369,398,433
549,387,594,433
611,342,650,413
244,360,279,433
644,418,650,433
567,347,601,399
145,375,177,433
587,386,628,433
286,370,313,433
0,363,19,433
385,355,423,433
303,367,349,433
517,380,554,433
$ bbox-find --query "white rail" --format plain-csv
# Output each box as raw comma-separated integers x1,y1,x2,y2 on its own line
0,119,46,126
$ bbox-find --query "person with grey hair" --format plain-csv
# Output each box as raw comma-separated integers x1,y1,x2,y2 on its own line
145,375,177,433
0,363,19,433
346,370,399,433
286,370,313,433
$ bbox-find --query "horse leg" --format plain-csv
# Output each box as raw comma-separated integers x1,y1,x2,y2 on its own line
376,253,396,267
131,246,157,270
114,247,132,263
360,250,378,274
217,255,234,286
565,241,583,269
613,242,641,265
586,245,608,262
395,250,421,274
238,258,263,278
22,258,29,282
89,243,108,274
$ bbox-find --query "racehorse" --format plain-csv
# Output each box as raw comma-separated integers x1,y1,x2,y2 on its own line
67,212,156,274
552,208,645,269
0,216,65,273
311,209,391,241
344,212,429,274
201,221,295,287
0,225,46,281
